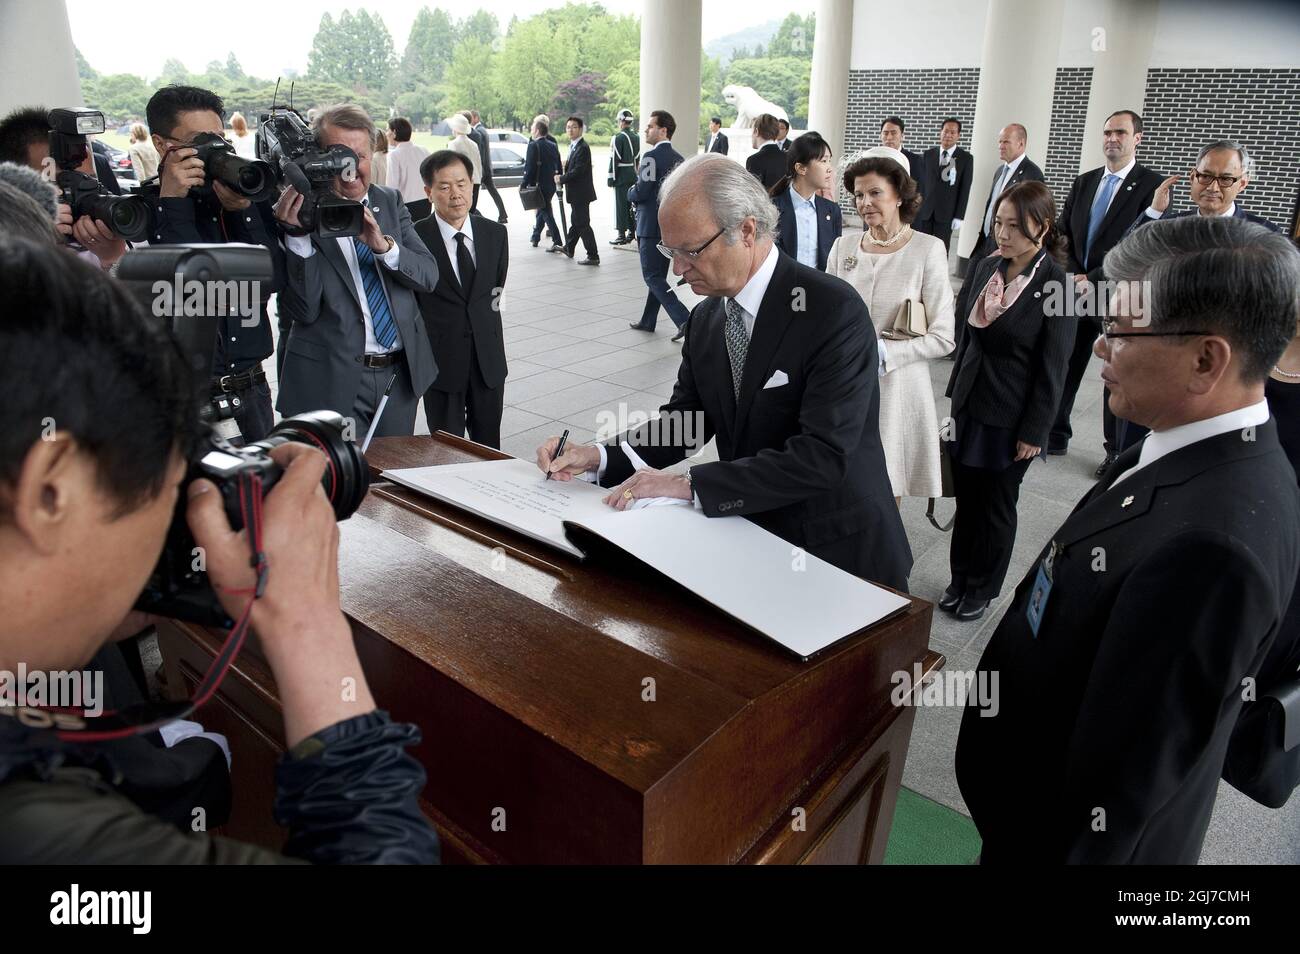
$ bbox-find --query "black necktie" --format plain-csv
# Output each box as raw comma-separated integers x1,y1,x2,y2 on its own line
455,232,475,294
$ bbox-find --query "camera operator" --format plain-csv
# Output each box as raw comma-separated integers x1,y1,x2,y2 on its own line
0,237,440,864
272,104,439,438
0,106,127,270
143,85,285,443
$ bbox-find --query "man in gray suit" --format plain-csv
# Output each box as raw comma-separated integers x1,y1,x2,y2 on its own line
273,104,439,438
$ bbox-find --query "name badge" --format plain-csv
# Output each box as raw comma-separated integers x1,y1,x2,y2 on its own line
1025,541,1060,638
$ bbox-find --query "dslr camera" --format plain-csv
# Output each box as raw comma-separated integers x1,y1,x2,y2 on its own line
48,107,154,242
117,244,370,626
184,131,278,203
257,104,364,239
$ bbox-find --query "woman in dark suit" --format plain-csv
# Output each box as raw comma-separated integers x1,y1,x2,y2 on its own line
941,180,1075,621
771,132,843,271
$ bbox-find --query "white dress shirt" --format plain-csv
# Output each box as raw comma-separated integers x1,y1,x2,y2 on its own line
1145,199,1237,221
387,141,431,203
433,211,476,283
1094,157,1136,219
1109,399,1270,487
284,230,404,354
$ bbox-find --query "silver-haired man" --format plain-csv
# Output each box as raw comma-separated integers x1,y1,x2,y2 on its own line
1133,139,1281,231
535,153,913,591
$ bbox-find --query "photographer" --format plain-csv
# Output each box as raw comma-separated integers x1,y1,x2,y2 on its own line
0,107,127,270
142,85,285,443
0,237,440,864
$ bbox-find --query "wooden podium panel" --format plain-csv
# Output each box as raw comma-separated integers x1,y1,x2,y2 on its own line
157,433,940,864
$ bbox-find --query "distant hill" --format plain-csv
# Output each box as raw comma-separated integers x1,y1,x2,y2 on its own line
704,19,782,68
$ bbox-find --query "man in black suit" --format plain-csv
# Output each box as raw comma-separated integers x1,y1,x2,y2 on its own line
414,150,508,448
880,116,920,180
706,117,729,155
1129,139,1281,234
523,118,562,250
627,110,688,337
745,113,787,191
955,216,1300,864
914,117,973,253
469,110,507,223
776,119,791,152
1048,109,1163,470
974,124,1045,259
554,115,599,265
535,154,913,591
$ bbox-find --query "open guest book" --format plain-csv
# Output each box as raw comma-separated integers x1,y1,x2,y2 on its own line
382,457,910,659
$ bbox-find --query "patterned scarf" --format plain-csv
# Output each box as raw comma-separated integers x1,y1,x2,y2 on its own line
968,251,1046,328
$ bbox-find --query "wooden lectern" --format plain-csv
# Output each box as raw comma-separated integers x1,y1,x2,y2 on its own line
156,434,941,864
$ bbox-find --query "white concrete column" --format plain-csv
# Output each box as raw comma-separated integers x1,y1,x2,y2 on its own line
807,0,854,163
640,0,702,155
1077,0,1160,175
957,0,1067,259
0,0,82,117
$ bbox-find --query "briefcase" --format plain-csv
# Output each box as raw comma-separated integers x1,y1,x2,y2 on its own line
518,184,544,211
882,299,928,340
926,428,955,532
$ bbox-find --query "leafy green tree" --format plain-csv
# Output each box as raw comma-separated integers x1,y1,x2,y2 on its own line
225,53,245,82
83,73,153,124
307,9,395,91
768,13,815,58
491,14,577,128
398,6,457,87
74,45,97,82
458,10,500,48
724,56,811,126
156,58,191,87
446,37,502,123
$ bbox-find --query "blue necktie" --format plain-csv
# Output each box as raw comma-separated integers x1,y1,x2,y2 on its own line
1084,173,1120,269
353,238,398,350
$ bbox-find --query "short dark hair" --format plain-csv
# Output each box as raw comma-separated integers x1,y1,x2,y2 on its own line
388,117,413,142
942,117,962,134
843,156,923,224
534,119,550,137
710,116,722,126
420,149,473,186
145,85,225,140
567,115,584,129
650,110,676,138
1107,109,1143,134
777,118,790,132
0,238,197,517
775,131,831,195
880,116,905,133
754,114,780,141
0,107,49,165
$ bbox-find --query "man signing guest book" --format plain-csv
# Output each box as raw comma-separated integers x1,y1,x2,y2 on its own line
535,154,913,592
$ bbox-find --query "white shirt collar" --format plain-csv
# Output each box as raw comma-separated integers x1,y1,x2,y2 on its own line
728,243,780,324
1111,399,1271,486
1201,201,1238,218
1103,157,1136,184
790,187,817,209
1004,152,1026,176
434,211,473,245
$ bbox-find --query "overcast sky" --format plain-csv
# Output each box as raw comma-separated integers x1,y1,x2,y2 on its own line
66,0,795,79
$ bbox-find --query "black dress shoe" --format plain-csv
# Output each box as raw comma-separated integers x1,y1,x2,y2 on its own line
565,246,576,259
1045,445,1067,456
546,244,565,254
578,257,600,266
1095,453,1118,479
498,216,509,224
629,321,655,331
938,585,963,613
671,325,687,342
530,239,539,248
955,596,990,621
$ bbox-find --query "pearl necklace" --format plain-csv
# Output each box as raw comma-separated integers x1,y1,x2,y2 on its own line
862,224,912,248
1274,364,1300,379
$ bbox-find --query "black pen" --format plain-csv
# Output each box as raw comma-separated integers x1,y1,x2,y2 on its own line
547,429,570,480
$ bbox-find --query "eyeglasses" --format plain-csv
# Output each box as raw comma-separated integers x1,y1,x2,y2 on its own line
1189,171,1242,189
1101,318,1213,342
657,227,727,262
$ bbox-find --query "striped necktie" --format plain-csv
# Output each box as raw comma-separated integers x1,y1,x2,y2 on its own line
353,238,398,349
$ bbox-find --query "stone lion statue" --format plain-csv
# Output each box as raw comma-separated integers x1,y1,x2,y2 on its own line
722,85,789,128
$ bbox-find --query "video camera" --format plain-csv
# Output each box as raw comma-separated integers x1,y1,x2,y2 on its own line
47,107,154,242
117,244,369,626
257,103,364,239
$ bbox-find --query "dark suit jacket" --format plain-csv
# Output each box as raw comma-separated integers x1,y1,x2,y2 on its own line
413,214,508,394
707,131,729,155
1060,162,1163,279
917,146,974,225
955,420,1300,863
772,186,843,271
600,250,913,591
975,156,1046,254
1127,202,1282,236
471,123,494,184
945,251,1075,448
626,140,683,240
901,149,922,181
522,137,560,198
745,143,788,192
558,137,596,205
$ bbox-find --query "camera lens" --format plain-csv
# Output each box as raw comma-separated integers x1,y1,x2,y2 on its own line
318,202,361,236
256,410,369,519
90,194,154,243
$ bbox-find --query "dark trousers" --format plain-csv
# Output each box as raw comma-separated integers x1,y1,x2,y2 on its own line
472,179,507,219
565,200,598,259
423,355,503,449
1049,316,1102,451
531,193,561,245
405,198,432,223
350,362,418,439
915,215,953,253
949,456,1033,601
637,241,690,330
217,374,274,444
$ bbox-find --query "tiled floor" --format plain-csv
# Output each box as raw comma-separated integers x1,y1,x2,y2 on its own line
267,188,1298,863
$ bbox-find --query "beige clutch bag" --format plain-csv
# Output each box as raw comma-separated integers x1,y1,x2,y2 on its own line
881,299,928,340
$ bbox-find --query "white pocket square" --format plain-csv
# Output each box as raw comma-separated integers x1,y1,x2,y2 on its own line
763,370,789,389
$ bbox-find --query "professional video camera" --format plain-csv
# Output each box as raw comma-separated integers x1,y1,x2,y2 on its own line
256,98,364,239
117,244,370,626
186,131,278,203
47,107,153,242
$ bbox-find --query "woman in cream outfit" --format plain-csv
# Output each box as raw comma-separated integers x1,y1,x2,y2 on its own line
446,113,482,185
826,146,955,502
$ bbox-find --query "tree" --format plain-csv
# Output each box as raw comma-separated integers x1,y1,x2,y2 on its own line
307,9,396,92
491,14,578,128
157,58,191,87
552,72,606,126
768,13,815,58
83,73,153,124
398,6,457,87
458,10,500,48
446,38,502,122
699,53,725,139
74,45,97,82
225,53,245,82
724,56,812,126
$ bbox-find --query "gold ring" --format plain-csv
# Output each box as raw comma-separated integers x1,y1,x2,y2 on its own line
623,490,634,500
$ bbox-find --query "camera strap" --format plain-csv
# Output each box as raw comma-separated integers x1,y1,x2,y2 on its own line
8,473,270,743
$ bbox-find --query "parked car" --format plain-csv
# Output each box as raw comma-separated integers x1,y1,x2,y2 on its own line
489,142,527,187
486,128,529,146
91,138,138,191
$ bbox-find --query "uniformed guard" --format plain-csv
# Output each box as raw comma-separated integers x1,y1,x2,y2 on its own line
608,108,640,245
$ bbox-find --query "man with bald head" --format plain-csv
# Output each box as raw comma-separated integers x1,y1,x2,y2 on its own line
535,154,913,591
974,123,1044,260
